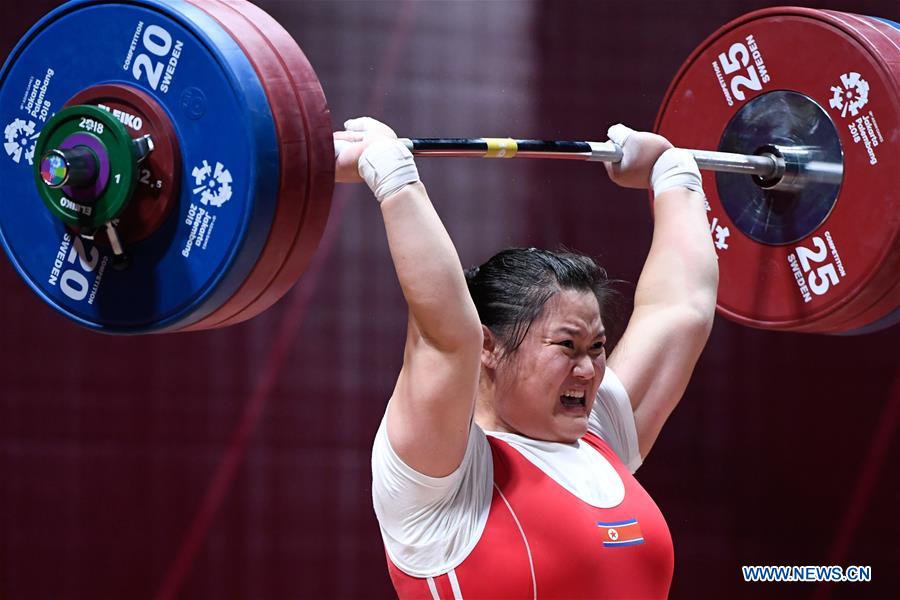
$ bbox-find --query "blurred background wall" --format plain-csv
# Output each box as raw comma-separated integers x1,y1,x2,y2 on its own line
1,0,898,598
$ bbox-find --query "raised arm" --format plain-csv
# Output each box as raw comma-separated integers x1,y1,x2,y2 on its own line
335,118,482,477
604,125,719,459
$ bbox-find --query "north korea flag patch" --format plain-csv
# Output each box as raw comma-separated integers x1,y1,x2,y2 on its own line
597,519,644,547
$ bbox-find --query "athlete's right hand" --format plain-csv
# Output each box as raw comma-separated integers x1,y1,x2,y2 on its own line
333,117,399,184
334,117,420,203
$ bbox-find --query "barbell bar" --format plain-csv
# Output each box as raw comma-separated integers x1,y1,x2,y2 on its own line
400,138,845,187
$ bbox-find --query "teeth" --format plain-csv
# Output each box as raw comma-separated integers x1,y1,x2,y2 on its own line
562,390,585,398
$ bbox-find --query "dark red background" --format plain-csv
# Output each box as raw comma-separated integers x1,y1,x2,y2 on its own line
1,1,898,599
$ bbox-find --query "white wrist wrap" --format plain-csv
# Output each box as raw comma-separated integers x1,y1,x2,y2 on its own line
651,148,703,196
358,140,420,203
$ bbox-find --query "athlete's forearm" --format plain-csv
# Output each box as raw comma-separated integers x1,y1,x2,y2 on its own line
381,182,482,351
635,188,719,322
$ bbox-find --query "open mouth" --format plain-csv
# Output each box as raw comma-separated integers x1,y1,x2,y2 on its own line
560,390,586,409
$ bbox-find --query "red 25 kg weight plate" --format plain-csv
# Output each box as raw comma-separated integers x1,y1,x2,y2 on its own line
811,12,900,334
656,7,899,334
212,0,334,329
178,0,333,332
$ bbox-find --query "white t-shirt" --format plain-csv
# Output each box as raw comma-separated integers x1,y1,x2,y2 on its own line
371,368,641,578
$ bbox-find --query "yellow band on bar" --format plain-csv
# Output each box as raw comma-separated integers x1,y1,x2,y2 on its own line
484,138,518,158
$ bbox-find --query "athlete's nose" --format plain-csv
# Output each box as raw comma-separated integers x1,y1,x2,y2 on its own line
573,353,595,380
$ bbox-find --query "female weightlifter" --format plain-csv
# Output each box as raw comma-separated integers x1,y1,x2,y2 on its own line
334,116,718,599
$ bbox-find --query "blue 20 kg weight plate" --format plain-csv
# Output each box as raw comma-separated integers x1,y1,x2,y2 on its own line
0,0,279,333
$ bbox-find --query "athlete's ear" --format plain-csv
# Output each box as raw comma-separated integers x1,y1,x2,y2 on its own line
481,325,501,370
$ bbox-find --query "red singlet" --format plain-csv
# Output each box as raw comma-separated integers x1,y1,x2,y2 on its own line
386,431,674,599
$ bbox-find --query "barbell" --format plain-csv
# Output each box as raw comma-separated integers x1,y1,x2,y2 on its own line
0,0,897,335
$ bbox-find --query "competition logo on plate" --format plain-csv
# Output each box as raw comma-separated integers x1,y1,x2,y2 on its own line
828,71,884,167
4,118,39,164
829,72,870,117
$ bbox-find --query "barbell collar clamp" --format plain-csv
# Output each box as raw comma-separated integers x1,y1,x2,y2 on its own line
104,221,131,271
39,146,99,190
132,134,155,164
